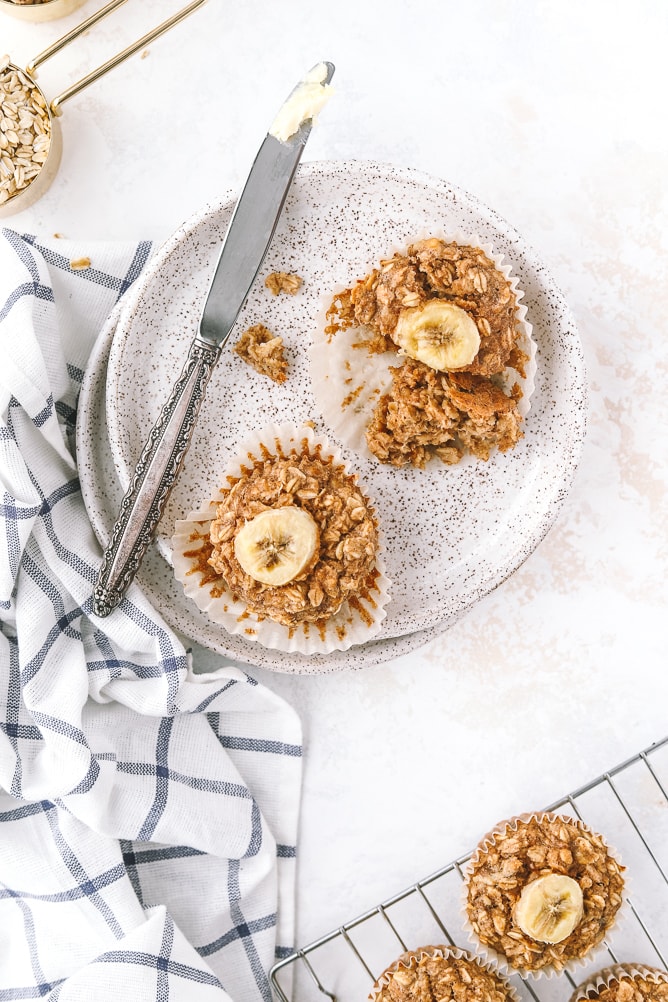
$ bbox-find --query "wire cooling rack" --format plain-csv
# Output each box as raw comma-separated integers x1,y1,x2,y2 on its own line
270,736,668,1002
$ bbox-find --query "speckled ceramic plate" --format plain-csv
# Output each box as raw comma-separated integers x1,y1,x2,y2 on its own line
81,160,586,672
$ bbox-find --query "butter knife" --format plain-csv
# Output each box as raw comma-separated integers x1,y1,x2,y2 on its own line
93,62,335,618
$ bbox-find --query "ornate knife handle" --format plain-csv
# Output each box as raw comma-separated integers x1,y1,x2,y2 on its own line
93,337,221,618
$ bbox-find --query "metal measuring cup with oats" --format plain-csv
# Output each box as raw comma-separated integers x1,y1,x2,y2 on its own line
0,0,207,216
0,55,51,209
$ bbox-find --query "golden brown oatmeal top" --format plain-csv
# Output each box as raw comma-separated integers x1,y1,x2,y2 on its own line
572,967,668,1002
208,446,378,627
370,947,512,1002
466,814,625,972
589,979,668,1002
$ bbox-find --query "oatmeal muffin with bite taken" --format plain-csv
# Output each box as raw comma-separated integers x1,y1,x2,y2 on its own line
366,359,523,468
324,237,532,468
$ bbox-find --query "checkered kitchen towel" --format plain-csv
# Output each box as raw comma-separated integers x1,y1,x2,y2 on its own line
0,228,302,1000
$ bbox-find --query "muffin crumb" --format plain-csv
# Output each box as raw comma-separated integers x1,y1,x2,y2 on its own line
265,271,302,295
69,257,91,271
234,323,288,383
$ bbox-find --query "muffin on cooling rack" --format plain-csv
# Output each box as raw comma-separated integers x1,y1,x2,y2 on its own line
368,944,518,1002
463,812,625,977
569,964,668,1001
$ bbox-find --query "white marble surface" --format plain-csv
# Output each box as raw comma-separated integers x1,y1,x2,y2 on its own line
4,0,668,975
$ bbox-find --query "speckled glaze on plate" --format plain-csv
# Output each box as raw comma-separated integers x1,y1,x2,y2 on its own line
81,160,586,672
76,307,461,671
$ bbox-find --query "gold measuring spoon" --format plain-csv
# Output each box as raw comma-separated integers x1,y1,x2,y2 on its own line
0,0,207,216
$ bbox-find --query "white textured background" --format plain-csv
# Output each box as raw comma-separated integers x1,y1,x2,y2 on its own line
4,0,668,973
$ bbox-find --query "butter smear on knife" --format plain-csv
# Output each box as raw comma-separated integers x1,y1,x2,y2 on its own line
270,63,334,143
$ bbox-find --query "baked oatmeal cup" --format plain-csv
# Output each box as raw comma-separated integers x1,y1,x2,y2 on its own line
368,944,519,1002
171,423,390,656
569,964,668,1002
463,812,625,978
310,232,536,469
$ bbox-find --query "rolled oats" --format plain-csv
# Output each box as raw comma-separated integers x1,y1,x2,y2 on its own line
0,60,51,206
465,814,625,973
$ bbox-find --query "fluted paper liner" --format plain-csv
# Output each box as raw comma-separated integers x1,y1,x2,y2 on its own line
461,812,627,980
309,230,537,465
569,963,668,1001
171,423,391,655
368,944,520,1002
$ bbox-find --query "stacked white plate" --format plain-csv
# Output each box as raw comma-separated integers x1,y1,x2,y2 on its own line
76,161,586,674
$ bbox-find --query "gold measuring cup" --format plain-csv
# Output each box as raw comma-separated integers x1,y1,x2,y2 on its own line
0,0,207,216
0,0,87,24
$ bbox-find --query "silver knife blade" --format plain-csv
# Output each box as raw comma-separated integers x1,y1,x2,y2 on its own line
200,60,335,345
92,61,335,617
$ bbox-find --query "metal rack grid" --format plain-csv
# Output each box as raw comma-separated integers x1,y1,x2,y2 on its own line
270,736,668,1002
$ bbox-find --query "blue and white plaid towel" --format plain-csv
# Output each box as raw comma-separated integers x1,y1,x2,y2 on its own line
0,229,302,1000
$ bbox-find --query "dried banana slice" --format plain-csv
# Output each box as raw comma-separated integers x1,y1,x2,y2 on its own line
392,300,480,371
513,873,584,944
234,507,319,586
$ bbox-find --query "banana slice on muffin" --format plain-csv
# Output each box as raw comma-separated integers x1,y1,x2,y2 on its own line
234,508,319,586
392,300,480,371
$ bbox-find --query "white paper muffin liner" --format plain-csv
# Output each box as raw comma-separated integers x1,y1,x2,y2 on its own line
368,944,521,1002
171,422,391,656
461,812,627,981
569,963,668,1001
309,229,536,465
